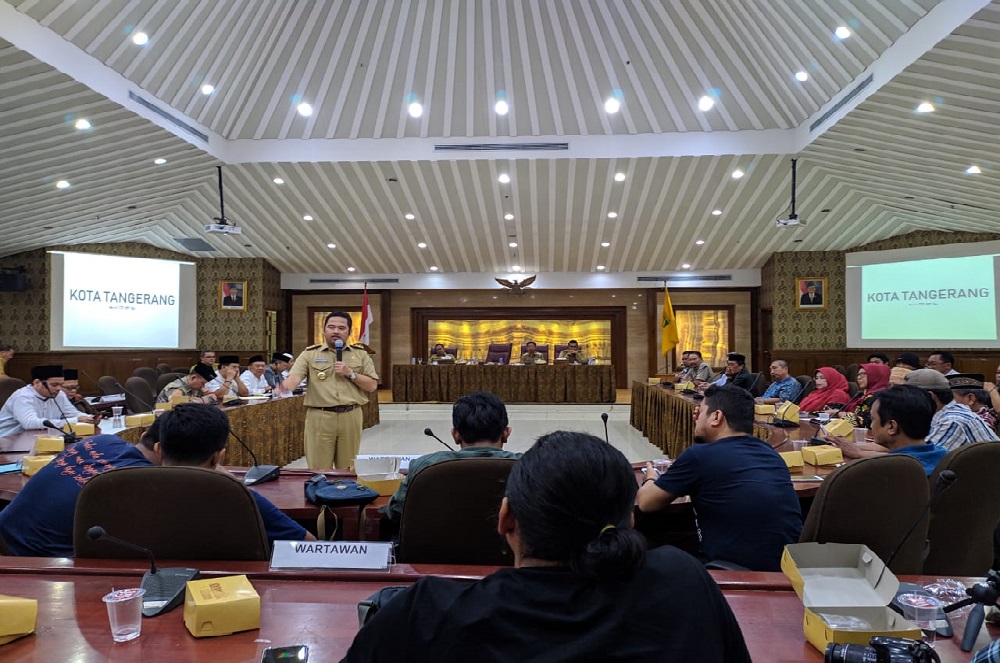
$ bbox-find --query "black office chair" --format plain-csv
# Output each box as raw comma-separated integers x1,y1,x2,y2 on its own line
397,457,517,565
98,375,123,397
0,376,25,409
124,376,156,413
747,372,765,397
74,466,270,561
484,343,512,364
155,372,186,395
131,366,159,393
792,376,815,405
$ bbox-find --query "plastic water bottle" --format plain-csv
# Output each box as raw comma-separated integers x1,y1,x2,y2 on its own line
498,356,504,365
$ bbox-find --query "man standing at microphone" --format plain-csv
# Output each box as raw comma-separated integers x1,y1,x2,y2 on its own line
276,312,379,469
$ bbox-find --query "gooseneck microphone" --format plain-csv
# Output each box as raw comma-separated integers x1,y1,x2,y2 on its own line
424,427,456,451
42,419,79,445
87,525,198,618
601,413,610,444
335,338,344,362
879,470,957,584
231,429,280,486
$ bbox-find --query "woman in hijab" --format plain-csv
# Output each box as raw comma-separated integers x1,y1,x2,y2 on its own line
828,363,891,427
798,367,851,412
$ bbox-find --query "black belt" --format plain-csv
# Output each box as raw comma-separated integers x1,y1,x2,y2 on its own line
310,405,356,413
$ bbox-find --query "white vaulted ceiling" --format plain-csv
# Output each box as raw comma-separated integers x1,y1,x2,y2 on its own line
0,0,997,277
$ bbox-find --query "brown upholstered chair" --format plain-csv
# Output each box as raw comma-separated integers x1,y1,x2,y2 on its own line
131,366,159,393
397,457,517,565
155,362,172,375
484,343,512,364
799,455,929,574
74,466,270,561
747,372,765,397
793,376,815,405
845,363,859,383
0,375,25,408
155,372,186,395
98,375,123,397
554,344,569,357
124,376,156,413
924,442,1000,576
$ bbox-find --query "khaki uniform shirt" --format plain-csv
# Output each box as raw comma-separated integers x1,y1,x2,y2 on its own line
520,352,545,364
291,343,379,408
156,378,205,403
559,349,587,364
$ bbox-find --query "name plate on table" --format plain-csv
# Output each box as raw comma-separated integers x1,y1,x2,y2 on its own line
355,454,422,472
270,540,393,570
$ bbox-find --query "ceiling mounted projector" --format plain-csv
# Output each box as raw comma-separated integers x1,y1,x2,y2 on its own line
204,165,243,235
775,158,805,228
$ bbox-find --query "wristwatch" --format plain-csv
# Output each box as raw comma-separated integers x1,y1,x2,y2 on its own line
348,371,357,381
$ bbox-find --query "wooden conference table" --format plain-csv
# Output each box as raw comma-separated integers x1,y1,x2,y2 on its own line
0,557,996,661
392,363,616,403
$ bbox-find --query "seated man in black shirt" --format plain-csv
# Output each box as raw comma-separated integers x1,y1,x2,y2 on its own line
637,385,802,570
344,431,751,662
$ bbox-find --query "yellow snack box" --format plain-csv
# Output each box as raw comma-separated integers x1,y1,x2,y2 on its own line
64,422,94,436
184,575,260,638
0,594,38,646
779,451,804,469
755,404,776,416
801,444,844,466
822,418,855,439
125,413,155,427
775,401,800,423
33,435,66,454
21,455,53,477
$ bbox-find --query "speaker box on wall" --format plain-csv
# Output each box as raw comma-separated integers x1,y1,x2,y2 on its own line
0,273,29,291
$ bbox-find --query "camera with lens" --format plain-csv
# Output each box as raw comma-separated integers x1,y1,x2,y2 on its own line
825,636,941,663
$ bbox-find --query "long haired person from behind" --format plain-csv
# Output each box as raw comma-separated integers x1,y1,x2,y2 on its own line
342,431,751,662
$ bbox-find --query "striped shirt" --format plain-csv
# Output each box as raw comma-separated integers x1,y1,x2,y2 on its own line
928,401,1000,452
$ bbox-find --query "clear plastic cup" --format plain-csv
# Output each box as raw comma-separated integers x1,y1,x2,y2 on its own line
897,593,943,646
103,587,145,642
852,428,869,444
111,406,124,427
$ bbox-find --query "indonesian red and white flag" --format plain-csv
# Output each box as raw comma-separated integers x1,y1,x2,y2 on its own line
359,283,373,345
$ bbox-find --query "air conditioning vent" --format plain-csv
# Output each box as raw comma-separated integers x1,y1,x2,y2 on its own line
128,91,209,143
174,237,217,252
434,142,568,152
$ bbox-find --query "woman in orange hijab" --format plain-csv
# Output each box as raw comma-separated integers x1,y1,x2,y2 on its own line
798,367,851,412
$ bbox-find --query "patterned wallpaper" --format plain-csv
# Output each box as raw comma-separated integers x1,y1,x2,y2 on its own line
0,243,283,353
762,231,1000,350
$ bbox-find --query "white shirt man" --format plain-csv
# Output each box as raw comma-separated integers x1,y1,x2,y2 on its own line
204,356,249,402
240,355,271,394
0,365,93,437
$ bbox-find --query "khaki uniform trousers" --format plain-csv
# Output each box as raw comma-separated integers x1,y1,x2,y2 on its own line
304,406,363,470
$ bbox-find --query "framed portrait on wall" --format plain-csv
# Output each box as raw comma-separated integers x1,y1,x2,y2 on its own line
795,277,827,311
219,281,247,311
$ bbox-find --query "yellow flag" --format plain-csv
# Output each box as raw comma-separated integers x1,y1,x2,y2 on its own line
661,285,679,356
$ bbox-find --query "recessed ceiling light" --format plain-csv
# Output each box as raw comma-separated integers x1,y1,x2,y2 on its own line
504,213,514,220
429,266,438,271
834,26,851,40
607,212,618,219
302,215,313,221
417,242,427,248
966,166,982,174
498,173,511,184
152,158,168,166
347,267,356,272
201,84,215,95
326,243,336,249
132,32,149,46
697,96,715,111
614,172,626,182
297,102,313,117
695,240,705,245
74,118,91,130
272,177,284,184
916,102,935,113
512,265,522,272
508,242,518,248
604,97,621,113
681,263,691,269
597,265,605,271
795,71,809,82
712,209,722,216
495,100,509,115
601,242,611,247
55,180,71,189
404,213,415,220
407,102,423,118
731,169,744,179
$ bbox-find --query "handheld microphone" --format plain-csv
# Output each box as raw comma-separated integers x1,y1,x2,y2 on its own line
601,412,610,444
87,525,198,617
335,338,344,362
879,470,957,582
423,427,456,451
231,429,280,485
42,419,79,445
